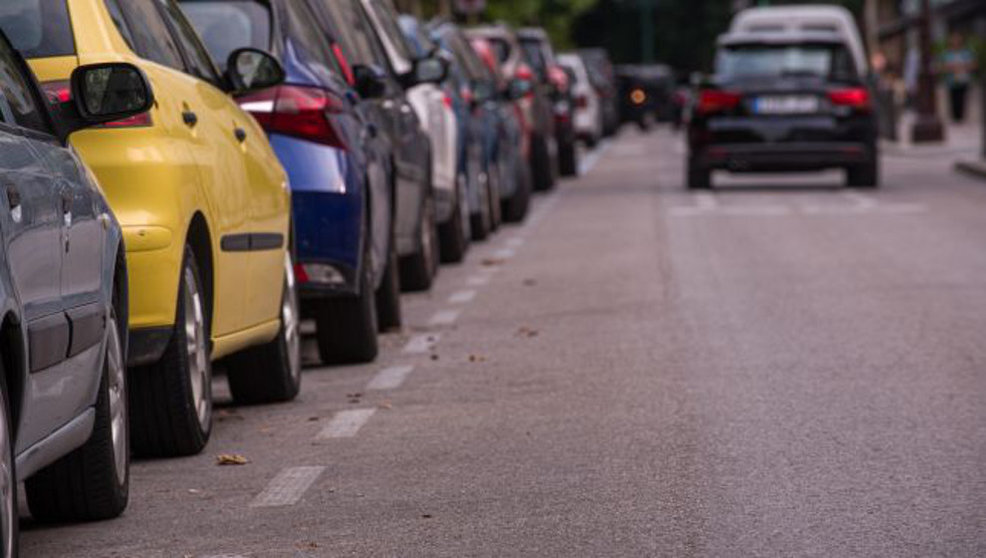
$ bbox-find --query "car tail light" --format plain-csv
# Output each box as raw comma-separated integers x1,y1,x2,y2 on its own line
238,85,348,150
331,43,355,87
828,88,871,112
630,88,647,106
442,93,454,110
697,89,741,115
295,263,344,285
42,80,152,128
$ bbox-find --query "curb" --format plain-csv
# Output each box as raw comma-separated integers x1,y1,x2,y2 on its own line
955,159,986,180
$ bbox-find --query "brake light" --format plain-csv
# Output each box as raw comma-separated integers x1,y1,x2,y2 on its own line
828,88,870,111
442,93,454,110
515,64,534,83
238,85,349,150
331,43,355,87
42,80,152,128
697,90,741,115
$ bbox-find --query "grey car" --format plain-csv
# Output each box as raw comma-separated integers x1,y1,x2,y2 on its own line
0,31,155,557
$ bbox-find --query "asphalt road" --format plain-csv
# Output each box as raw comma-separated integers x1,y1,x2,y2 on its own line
23,128,986,557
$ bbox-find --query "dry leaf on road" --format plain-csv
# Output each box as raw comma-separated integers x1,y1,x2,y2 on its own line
215,454,250,466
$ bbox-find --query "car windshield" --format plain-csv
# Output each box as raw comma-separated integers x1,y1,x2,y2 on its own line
716,43,857,82
0,0,75,58
518,38,547,80
180,1,271,70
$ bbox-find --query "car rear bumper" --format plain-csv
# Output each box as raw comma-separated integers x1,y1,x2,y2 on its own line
696,142,873,172
292,190,362,298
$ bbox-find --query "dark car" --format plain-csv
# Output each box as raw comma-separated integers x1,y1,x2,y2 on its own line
579,48,620,137
617,64,674,129
468,25,557,192
181,0,402,365
0,31,155,555
687,32,879,190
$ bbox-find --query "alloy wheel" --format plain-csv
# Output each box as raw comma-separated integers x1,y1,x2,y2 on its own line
283,254,301,385
184,266,210,430
0,391,13,558
106,314,127,486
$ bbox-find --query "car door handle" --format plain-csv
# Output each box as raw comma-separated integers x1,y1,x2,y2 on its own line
182,110,198,128
234,127,247,143
61,191,72,214
6,186,21,223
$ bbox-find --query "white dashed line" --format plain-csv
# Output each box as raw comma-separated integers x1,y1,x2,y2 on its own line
428,309,461,326
506,237,526,248
317,409,377,439
448,289,477,304
250,466,325,508
366,365,415,391
403,333,440,354
466,275,491,287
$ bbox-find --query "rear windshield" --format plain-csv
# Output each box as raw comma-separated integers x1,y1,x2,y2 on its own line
518,38,546,79
716,43,857,82
488,38,509,64
0,0,75,58
180,1,271,69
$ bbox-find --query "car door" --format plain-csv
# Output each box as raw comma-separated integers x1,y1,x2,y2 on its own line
116,0,251,336
155,0,285,330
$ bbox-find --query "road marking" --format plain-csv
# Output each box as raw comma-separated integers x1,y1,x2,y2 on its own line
403,333,440,354
466,275,491,286
719,205,793,216
318,409,377,439
367,365,415,391
578,141,609,175
428,309,461,326
448,289,477,304
695,193,718,210
250,466,324,507
493,248,515,259
506,237,526,248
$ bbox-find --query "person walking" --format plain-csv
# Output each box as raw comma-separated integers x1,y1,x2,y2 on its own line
941,33,976,123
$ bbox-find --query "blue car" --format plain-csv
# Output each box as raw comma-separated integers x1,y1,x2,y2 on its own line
0,31,156,555
183,0,401,364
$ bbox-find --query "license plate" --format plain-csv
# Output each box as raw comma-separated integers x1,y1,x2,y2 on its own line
754,96,819,115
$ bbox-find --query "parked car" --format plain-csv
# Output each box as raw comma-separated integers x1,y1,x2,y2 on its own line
579,48,620,137
517,28,577,178
617,64,674,129
0,29,154,556
687,5,878,189
396,15,472,259
468,25,557,191
309,0,443,293
5,0,298,458
558,52,603,146
181,0,401,365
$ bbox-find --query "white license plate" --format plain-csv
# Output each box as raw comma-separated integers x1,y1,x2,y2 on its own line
754,96,819,115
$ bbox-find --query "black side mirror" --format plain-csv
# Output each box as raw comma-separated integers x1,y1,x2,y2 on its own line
407,56,447,87
226,48,285,94
57,62,153,141
353,64,388,99
506,78,533,100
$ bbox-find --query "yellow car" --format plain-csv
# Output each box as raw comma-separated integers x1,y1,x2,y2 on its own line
3,0,301,456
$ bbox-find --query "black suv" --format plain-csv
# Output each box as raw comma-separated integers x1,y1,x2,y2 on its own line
687,32,879,190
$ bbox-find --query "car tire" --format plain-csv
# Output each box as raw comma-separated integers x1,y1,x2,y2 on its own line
559,139,579,177
225,254,302,405
687,156,712,190
847,156,879,188
488,162,503,231
503,162,532,223
26,305,129,522
316,241,378,364
438,173,469,263
0,369,18,558
400,194,438,292
130,247,211,457
531,133,555,191
375,233,402,331
470,170,493,241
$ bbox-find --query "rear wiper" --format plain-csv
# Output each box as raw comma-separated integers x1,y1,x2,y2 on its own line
779,69,822,78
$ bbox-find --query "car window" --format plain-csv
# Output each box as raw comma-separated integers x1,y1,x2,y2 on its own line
158,0,221,85
0,0,75,59
180,1,271,71
282,0,343,79
487,37,510,65
115,0,185,71
317,0,387,69
0,37,50,134
717,43,858,82
104,0,137,51
364,0,412,71
518,38,547,80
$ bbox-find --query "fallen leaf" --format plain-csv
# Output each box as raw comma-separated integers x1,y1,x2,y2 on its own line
430,354,440,361
422,514,433,519
346,393,363,399
468,354,486,363
516,326,539,338
378,400,393,410
307,416,320,422
215,454,250,466
523,279,537,287
481,258,505,267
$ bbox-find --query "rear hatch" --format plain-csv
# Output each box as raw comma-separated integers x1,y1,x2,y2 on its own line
0,0,79,84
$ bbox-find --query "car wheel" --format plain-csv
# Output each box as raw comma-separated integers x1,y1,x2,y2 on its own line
316,241,378,364
847,156,879,188
130,247,211,457
225,253,302,404
531,133,555,191
400,194,438,292
375,232,402,331
0,370,17,558
26,306,129,522
438,172,469,263
559,138,579,177
470,169,493,241
488,162,503,231
503,161,532,223
687,156,712,190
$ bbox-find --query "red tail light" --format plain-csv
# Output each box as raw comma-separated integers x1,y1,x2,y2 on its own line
442,93,454,110
828,88,870,112
697,90,742,115
515,64,534,83
331,43,355,87
238,85,349,150
42,80,152,128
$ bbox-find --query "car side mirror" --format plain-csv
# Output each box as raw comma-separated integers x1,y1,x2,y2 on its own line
408,56,447,86
226,48,285,94
353,64,388,99
57,62,154,141
506,78,533,100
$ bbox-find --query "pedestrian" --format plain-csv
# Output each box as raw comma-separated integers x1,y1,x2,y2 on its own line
940,33,977,123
